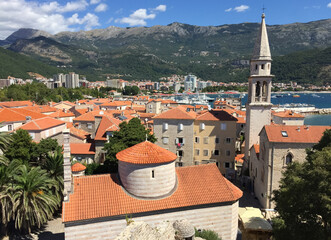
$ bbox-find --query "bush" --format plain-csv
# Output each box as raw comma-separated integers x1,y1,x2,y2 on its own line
195,229,222,240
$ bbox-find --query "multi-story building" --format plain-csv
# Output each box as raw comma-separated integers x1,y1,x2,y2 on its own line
272,110,305,125
153,107,196,166
65,72,79,88
184,74,197,92
194,110,237,174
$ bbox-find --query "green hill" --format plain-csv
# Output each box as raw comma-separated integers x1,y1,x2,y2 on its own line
0,47,64,79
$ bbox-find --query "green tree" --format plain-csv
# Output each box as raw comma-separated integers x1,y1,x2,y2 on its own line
0,131,13,165
272,130,331,240
11,165,59,233
36,138,61,165
5,129,37,165
42,149,64,204
123,86,140,96
103,118,156,172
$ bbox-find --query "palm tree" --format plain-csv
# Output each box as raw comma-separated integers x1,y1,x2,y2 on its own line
12,165,59,233
42,149,64,204
0,131,13,165
0,160,20,235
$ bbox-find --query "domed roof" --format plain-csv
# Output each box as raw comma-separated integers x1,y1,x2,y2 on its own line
116,141,177,164
71,162,86,172
173,219,195,238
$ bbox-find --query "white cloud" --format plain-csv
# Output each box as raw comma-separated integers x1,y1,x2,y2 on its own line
234,5,249,12
116,8,156,26
327,2,331,8
225,8,232,12
95,3,107,12
154,5,166,12
0,0,100,39
90,0,101,4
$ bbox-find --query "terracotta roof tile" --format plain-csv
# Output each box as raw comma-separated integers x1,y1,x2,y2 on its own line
153,106,196,120
0,108,45,122
0,100,33,108
22,105,57,113
95,116,121,141
253,144,260,154
264,125,331,143
49,110,75,118
196,110,238,121
69,127,90,140
138,113,156,118
62,164,242,222
272,110,304,118
18,117,66,131
70,143,95,155
71,162,86,172
100,101,132,107
116,141,177,164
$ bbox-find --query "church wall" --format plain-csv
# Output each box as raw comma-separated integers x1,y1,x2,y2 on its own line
118,161,176,198
252,129,314,208
64,201,239,240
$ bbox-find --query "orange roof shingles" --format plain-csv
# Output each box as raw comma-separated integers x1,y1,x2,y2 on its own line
196,110,238,122
71,162,87,172
116,141,177,164
272,110,305,118
70,143,95,155
94,116,121,141
0,108,45,122
264,125,331,143
153,106,196,120
18,117,66,131
62,164,242,223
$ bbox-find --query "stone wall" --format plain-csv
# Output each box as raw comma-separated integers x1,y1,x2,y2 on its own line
64,201,239,240
118,161,176,198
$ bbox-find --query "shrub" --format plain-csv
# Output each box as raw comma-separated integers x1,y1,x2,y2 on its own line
195,228,222,240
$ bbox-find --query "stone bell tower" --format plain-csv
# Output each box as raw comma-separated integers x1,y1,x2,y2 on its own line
245,13,273,160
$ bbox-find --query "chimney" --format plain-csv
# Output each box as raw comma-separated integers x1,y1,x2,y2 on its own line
26,116,32,122
63,129,72,202
297,126,301,132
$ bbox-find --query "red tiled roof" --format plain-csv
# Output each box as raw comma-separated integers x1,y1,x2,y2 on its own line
23,105,57,113
69,127,90,140
116,141,177,164
272,110,304,118
18,117,66,131
138,113,156,118
62,164,242,222
49,110,75,118
0,100,33,108
70,143,95,155
71,162,86,172
196,110,238,121
253,144,260,154
95,116,121,141
153,106,196,120
235,154,245,164
100,101,132,107
0,108,45,122
53,101,75,107
264,125,331,143
236,117,246,124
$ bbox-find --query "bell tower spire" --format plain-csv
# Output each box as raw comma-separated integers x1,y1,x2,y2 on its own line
245,14,273,160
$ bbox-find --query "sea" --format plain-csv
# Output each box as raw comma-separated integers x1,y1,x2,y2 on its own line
205,92,331,126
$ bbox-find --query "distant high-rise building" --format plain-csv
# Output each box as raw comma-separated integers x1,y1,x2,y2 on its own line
184,74,197,91
154,82,160,90
198,81,207,91
65,72,79,88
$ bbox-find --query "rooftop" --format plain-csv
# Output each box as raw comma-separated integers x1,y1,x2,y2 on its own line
63,164,242,223
71,162,86,172
116,141,177,164
153,106,196,120
18,117,66,131
272,110,305,119
70,143,95,155
196,110,238,121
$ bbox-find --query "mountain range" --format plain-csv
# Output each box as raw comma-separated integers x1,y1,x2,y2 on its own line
1,19,331,84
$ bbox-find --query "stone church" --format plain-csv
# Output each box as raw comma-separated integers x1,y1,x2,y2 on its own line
62,134,242,240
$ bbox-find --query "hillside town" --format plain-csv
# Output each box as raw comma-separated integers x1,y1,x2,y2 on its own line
0,13,330,240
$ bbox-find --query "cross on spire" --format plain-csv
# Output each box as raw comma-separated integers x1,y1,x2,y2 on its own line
262,5,266,14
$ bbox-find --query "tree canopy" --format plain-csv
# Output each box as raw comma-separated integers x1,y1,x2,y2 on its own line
102,118,156,172
272,130,331,240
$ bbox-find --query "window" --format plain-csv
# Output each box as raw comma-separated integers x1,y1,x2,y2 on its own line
203,137,209,144
214,150,219,156
200,123,205,130
226,137,231,143
255,64,258,70
221,123,227,130
176,162,183,167
7,125,12,131
163,123,168,131
162,137,169,144
195,137,200,143
87,123,92,129
195,149,200,156
151,170,155,178
261,64,265,69
29,132,35,140
178,123,183,131
226,150,231,156
286,153,293,165
215,137,219,144
281,131,288,137
203,150,208,156
225,162,230,168
177,150,184,157
149,105,152,109
176,137,184,144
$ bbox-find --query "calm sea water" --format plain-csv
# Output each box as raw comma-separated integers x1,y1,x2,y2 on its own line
206,92,331,126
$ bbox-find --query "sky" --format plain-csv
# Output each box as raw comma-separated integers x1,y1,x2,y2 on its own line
0,0,330,39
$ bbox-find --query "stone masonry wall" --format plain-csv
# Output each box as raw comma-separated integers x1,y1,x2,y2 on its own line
64,201,239,240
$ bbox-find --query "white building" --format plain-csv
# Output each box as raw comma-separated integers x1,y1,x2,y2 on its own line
184,74,197,92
